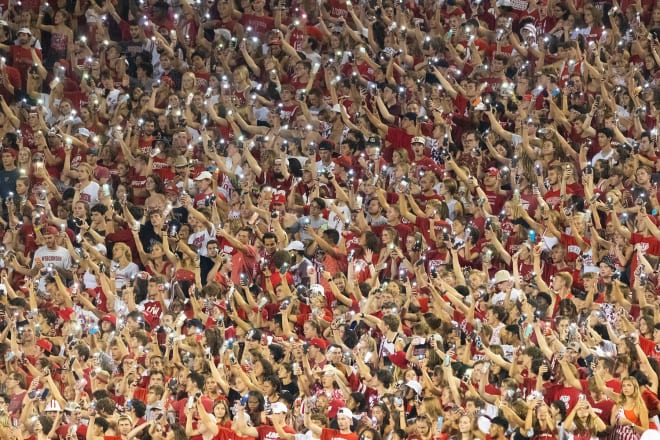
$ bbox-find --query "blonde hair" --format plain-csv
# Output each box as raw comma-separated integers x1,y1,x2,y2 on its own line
618,376,646,414
113,242,133,262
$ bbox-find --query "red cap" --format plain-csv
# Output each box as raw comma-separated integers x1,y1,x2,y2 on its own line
327,398,346,419
165,183,179,195
42,226,59,236
308,337,328,351
161,76,174,88
487,167,500,176
94,166,110,181
101,314,117,326
334,156,352,170
36,338,53,353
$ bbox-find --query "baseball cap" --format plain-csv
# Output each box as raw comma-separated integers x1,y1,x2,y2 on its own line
318,139,334,151
493,270,511,284
101,314,117,326
567,342,581,352
366,136,381,147
406,380,422,395
285,241,305,252
174,156,188,167
77,127,90,138
194,171,213,180
165,183,179,195
64,402,80,412
599,255,616,269
45,400,62,412
308,338,328,351
271,402,288,414
42,226,59,236
94,166,110,181
18,27,32,35
487,167,499,176
336,408,353,419
411,136,426,145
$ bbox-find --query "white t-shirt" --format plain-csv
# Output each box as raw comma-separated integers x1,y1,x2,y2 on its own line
327,204,351,233
591,148,614,166
188,224,216,256
79,181,100,206
32,245,72,291
114,262,140,289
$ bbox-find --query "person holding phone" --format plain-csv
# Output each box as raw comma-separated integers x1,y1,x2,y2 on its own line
610,377,649,440
564,396,607,440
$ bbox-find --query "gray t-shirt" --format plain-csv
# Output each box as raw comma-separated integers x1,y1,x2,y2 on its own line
288,215,328,241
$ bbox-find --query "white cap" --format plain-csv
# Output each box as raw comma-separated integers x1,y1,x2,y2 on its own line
17,27,32,35
336,407,353,419
309,284,325,296
493,270,511,284
411,136,426,145
194,171,213,180
77,127,90,137
285,241,305,252
214,28,232,41
406,380,422,395
271,402,288,414
45,400,62,412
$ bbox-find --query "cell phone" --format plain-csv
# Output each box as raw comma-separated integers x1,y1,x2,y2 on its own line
240,394,249,406
437,416,444,431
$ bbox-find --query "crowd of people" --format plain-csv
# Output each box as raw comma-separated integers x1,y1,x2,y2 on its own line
0,0,659,439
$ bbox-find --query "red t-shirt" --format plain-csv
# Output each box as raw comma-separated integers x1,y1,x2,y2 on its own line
10,45,41,86
321,428,358,440
384,126,414,162
256,424,296,440
0,65,21,103
240,14,275,38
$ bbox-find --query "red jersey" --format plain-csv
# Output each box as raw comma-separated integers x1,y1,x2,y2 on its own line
140,299,164,329
129,169,148,206
240,14,275,38
10,45,41,87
